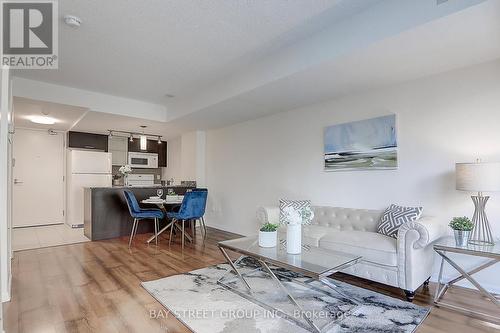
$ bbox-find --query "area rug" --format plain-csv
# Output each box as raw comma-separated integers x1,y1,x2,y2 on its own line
142,258,429,333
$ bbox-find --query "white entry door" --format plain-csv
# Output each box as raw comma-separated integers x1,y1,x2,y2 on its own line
13,129,65,227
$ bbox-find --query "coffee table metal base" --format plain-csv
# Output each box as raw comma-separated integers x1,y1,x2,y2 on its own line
217,248,361,333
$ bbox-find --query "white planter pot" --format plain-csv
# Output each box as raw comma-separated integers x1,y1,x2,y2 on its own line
286,224,302,254
258,231,277,248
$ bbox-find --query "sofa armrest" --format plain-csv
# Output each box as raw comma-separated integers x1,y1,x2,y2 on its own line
256,206,280,225
397,216,445,249
397,216,446,290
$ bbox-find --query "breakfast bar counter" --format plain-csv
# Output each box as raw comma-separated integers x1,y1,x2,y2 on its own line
83,186,194,240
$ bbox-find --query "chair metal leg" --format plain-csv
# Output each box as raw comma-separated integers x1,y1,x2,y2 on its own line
201,217,207,237
181,220,185,249
169,218,176,245
129,218,138,248
190,219,195,239
154,218,158,246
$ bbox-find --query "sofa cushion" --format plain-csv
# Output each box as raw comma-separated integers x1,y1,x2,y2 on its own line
319,231,398,267
377,204,423,238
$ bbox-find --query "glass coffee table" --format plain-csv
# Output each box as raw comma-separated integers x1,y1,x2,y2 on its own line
217,236,362,333
434,237,500,323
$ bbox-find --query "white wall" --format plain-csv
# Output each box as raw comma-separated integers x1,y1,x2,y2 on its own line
162,137,182,182
181,132,197,182
205,60,500,293
165,131,206,185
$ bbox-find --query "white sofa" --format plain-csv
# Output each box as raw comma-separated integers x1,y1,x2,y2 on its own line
256,206,446,301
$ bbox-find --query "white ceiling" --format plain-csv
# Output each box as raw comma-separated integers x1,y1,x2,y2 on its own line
71,111,184,139
14,0,378,104
13,97,88,131
171,0,500,130
11,0,500,139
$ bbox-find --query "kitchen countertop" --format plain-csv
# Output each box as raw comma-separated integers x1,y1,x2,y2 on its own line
87,185,191,189
84,185,194,241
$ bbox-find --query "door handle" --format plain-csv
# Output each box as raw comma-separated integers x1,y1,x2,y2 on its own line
14,179,23,184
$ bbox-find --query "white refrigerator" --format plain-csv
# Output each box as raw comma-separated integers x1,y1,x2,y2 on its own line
66,150,112,227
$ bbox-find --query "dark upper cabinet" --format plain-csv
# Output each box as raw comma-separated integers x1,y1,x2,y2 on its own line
128,139,167,166
128,138,157,153
158,141,167,167
68,131,108,151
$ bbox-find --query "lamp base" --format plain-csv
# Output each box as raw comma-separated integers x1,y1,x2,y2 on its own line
469,195,495,246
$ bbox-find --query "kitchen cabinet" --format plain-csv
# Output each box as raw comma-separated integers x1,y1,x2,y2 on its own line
108,136,128,165
128,138,156,153
127,139,167,167
68,131,108,151
158,141,167,167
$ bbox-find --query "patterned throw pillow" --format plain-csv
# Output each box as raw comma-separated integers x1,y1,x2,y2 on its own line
377,204,423,238
279,199,312,225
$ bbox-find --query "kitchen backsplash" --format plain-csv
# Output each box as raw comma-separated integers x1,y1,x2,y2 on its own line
112,166,162,185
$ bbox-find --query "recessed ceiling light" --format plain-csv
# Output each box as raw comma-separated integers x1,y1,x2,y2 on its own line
27,115,57,125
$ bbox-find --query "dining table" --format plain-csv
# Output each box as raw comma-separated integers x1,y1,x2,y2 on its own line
141,196,186,244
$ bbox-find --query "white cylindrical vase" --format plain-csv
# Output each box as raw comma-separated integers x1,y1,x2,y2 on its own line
286,224,302,254
259,231,277,248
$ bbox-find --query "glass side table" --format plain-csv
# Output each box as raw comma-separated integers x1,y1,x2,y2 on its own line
433,237,500,323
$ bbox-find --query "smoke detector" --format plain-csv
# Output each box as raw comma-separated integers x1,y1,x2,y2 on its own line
64,15,82,28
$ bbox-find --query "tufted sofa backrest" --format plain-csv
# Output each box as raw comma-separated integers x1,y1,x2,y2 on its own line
311,206,382,232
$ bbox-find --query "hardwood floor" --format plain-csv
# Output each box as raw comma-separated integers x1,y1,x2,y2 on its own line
3,227,499,333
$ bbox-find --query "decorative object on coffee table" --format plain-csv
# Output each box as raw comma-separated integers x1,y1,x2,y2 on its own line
281,205,315,254
456,160,500,245
449,216,474,246
282,206,303,254
434,237,500,323
258,223,278,248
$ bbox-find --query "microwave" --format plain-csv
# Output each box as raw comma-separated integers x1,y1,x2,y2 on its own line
128,152,158,168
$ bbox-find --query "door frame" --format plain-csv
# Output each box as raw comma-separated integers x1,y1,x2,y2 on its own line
12,127,67,228
0,66,13,310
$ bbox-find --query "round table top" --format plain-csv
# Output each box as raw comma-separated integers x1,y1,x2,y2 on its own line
141,198,183,205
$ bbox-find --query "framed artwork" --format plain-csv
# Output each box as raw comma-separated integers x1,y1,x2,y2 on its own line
324,114,397,171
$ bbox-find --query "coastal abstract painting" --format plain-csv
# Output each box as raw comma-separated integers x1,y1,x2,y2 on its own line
324,115,397,171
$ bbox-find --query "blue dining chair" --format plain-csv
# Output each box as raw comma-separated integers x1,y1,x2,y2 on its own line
167,189,208,249
191,188,208,236
124,190,164,247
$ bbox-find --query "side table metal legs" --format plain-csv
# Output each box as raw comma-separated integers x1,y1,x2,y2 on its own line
434,249,500,323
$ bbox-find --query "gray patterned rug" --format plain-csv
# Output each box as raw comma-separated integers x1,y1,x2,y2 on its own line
142,258,429,333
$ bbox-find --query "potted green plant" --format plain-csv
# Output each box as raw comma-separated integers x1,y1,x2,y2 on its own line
449,216,474,246
259,223,279,248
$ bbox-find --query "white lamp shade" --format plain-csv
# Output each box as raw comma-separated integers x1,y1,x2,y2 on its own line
456,162,500,192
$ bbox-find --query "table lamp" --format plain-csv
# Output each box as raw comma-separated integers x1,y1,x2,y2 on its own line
456,160,500,245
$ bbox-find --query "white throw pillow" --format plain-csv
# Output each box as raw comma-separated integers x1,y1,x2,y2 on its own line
279,199,312,225
377,204,423,238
